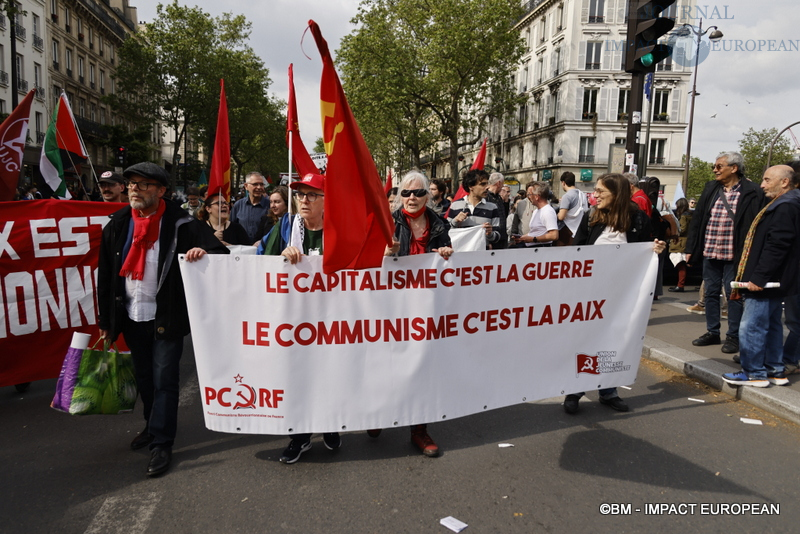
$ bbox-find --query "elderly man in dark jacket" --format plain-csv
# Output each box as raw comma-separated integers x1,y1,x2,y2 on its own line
722,165,800,387
685,151,765,354
98,162,228,477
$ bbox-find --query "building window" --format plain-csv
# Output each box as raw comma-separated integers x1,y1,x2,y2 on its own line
649,139,666,164
653,89,669,121
656,55,673,71
64,7,70,32
34,63,41,87
615,137,626,145
110,43,115,64
51,0,57,16
539,17,546,41
589,0,605,23
550,90,559,123
35,111,43,137
90,103,96,122
557,4,565,29
33,14,40,37
582,88,598,120
536,57,544,84
52,40,60,69
88,27,94,49
553,47,561,77
99,38,104,55
585,42,602,70
65,48,73,76
618,89,630,120
15,54,24,84
579,137,596,163
78,56,84,83
100,107,105,125
76,17,82,37
99,69,105,93
90,64,95,88
79,98,85,117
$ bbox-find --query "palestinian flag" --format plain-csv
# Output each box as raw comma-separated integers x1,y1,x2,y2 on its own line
40,93,88,199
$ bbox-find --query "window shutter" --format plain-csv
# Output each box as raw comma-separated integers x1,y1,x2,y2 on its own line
581,0,590,24
598,87,609,122
670,89,680,123
575,87,585,121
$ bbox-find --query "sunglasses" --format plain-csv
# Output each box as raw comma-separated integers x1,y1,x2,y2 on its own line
400,189,428,198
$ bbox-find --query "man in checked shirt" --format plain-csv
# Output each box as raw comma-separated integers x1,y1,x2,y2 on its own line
685,152,765,355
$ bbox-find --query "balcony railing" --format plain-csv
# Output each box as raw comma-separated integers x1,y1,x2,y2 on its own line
649,156,666,165
618,112,628,121
79,76,85,84
51,13,59,23
90,82,95,89
653,114,669,122
17,79,29,93
53,61,60,71
33,35,44,50
37,131,46,144
656,64,673,71
579,155,595,163
588,15,604,23
548,117,556,125
75,116,108,139
582,112,597,121
585,63,601,70
35,85,45,101
0,71,8,86
15,25,26,40
547,157,554,165
66,69,73,78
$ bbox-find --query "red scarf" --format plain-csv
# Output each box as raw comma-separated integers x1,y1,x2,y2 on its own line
403,209,430,256
120,199,166,280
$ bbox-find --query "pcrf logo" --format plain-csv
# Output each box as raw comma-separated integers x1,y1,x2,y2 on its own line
576,354,600,375
204,374,284,409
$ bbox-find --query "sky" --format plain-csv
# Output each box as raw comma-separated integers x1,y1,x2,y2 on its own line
133,0,800,165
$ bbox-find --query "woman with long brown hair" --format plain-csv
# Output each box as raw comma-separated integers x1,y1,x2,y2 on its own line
564,173,666,414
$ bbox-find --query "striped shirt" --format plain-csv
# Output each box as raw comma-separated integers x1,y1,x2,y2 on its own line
448,197,501,246
703,181,741,261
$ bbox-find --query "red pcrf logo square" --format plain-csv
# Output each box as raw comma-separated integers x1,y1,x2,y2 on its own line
577,354,600,375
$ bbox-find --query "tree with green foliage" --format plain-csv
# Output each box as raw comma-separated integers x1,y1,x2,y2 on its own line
686,156,713,198
738,127,795,182
337,0,526,179
107,1,284,190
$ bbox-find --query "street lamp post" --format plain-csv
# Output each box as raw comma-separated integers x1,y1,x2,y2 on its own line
681,19,723,194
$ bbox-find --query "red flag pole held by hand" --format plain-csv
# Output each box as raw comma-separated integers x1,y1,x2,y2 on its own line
308,20,395,274
207,79,231,203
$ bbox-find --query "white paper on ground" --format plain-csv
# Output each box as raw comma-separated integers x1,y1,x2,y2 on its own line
498,443,514,448
687,398,705,403
440,516,468,532
740,417,763,425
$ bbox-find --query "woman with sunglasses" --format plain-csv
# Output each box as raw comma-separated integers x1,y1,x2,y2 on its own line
372,171,452,457
563,173,666,415
198,195,251,246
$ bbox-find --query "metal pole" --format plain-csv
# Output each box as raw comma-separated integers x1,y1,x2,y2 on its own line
682,19,703,195
625,71,645,173
641,73,656,177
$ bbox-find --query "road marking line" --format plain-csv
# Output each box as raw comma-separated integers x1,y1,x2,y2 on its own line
179,372,199,407
84,492,161,534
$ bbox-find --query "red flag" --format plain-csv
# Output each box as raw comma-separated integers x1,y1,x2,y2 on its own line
384,169,393,194
0,90,36,201
470,138,488,170
309,20,394,274
287,64,318,177
207,79,230,201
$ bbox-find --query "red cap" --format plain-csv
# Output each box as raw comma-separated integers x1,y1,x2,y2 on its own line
290,173,325,192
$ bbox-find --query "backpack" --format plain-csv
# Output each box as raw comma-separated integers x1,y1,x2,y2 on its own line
642,177,672,241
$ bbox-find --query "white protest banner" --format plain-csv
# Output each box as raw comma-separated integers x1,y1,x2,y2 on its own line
180,244,657,435
449,225,487,252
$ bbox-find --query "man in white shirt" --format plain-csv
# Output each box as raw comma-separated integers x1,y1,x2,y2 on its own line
512,182,558,246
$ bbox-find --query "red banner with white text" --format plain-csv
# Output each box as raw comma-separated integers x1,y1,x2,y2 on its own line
0,200,123,386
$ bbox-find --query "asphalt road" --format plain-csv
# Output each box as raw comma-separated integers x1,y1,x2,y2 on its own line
2,338,798,533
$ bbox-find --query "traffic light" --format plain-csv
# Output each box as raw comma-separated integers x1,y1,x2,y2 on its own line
116,146,126,167
624,0,676,73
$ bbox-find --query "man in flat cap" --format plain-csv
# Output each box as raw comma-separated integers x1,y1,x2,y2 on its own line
98,162,229,477
98,171,127,203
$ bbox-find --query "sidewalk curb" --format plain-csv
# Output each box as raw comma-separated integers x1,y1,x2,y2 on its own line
642,335,800,427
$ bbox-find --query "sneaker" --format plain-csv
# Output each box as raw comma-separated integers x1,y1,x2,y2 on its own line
692,332,721,346
668,286,685,292
767,372,789,386
322,432,341,450
563,394,580,414
279,438,312,464
722,371,769,388
410,426,440,457
599,396,630,412
721,337,739,354
367,429,382,438
686,304,706,315
785,362,800,375
721,310,729,320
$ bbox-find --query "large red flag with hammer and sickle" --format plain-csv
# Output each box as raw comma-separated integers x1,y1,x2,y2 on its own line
308,20,394,274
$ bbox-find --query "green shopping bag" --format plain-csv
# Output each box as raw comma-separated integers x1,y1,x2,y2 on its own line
62,341,138,415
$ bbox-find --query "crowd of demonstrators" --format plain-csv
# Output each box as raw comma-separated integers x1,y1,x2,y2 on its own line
97,162,229,478
685,151,765,356
447,169,502,249
230,172,270,244
722,165,800,388
374,171,454,457
667,198,693,292
511,182,558,247
564,173,666,414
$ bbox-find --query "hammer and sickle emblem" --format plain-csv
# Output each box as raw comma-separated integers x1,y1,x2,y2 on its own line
321,100,344,155
233,385,256,410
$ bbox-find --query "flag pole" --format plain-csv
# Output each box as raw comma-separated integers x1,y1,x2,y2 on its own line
288,132,294,217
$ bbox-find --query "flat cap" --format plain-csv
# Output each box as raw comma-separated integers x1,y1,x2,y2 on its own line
123,162,169,187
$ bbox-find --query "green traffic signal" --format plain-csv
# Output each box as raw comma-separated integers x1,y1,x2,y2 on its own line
640,53,654,67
